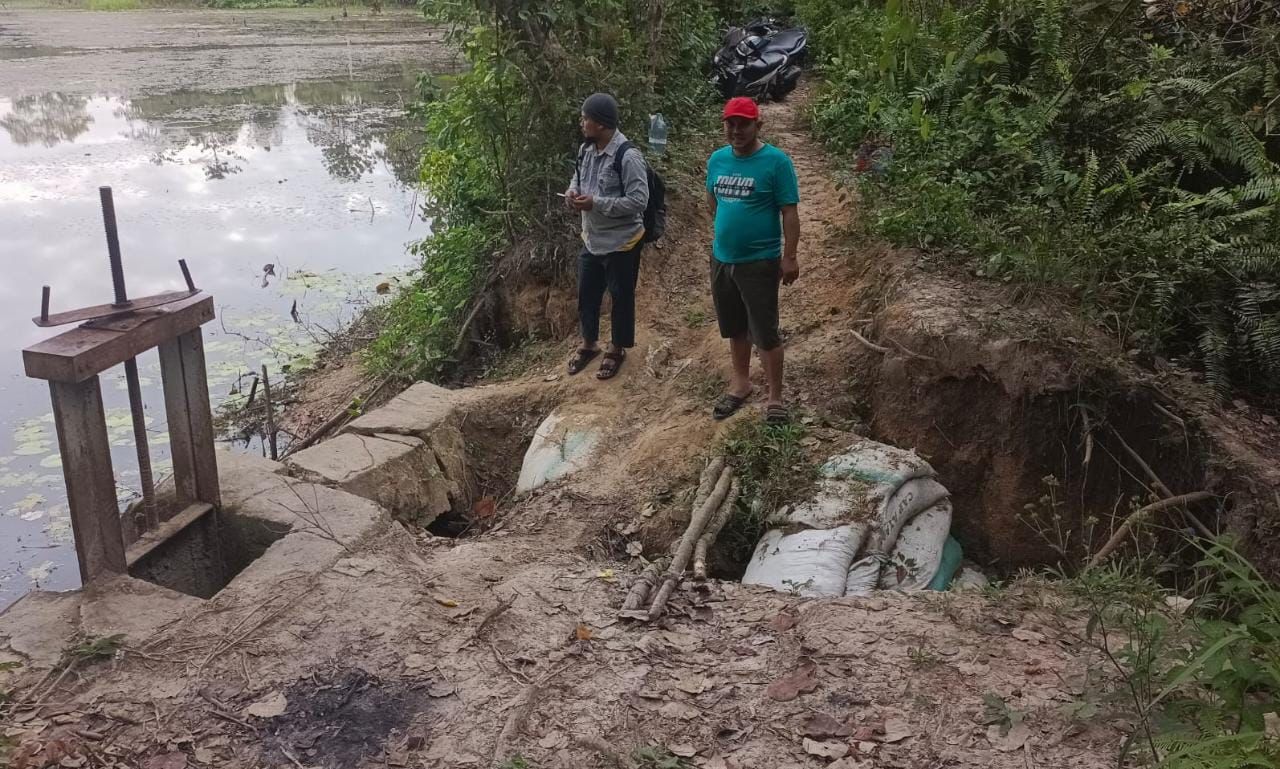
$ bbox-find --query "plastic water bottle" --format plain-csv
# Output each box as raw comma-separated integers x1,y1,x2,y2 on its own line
648,113,668,155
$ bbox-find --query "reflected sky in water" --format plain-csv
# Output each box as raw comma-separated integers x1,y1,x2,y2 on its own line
0,76,427,606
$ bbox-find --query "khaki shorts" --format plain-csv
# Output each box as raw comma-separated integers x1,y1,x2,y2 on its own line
711,257,781,351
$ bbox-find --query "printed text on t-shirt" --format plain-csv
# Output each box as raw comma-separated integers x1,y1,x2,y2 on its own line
713,175,756,200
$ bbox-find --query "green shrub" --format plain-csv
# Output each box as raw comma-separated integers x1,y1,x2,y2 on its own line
797,0,1280,399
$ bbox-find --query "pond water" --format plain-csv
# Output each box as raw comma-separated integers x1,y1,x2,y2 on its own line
0,9,451,608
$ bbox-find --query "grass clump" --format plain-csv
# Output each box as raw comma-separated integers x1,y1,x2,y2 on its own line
87,0,142,10
719,418,816,568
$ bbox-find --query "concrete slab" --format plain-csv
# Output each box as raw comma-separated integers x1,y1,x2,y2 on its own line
217,482,388,601
0,590,83,669
233,481,388,550
218,446,292,508
284,433,451,524
345,381,457,438
80,575,203,641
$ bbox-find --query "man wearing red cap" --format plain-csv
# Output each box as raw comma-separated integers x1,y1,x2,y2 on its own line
705,96,800,424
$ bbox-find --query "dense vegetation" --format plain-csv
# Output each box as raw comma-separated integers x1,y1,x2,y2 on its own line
797,0,1280,400
365,0,733,376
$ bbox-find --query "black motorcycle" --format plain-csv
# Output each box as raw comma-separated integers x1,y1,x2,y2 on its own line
710,18,808,101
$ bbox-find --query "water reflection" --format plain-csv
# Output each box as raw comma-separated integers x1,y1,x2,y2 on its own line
0,92,93,147
0,76,423,185
0,74,426,607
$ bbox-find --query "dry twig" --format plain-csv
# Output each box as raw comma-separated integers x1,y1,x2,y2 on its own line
1085,491,1215,570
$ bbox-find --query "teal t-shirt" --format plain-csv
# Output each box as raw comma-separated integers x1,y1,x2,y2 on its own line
706,143,799,263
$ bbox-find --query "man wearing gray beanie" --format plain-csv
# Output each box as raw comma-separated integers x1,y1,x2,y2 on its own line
565,92,650,380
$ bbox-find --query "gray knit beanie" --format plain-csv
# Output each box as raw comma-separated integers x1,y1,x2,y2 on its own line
581,93,619,130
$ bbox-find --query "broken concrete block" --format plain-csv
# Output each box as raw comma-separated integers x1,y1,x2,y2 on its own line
516,408,605,494
285,433,451,525
345,381,457,438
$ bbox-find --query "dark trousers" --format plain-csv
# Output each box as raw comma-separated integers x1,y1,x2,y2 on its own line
578,242,642,349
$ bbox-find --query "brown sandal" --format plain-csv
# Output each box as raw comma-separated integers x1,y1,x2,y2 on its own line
596,350,625,380
568,348,600,375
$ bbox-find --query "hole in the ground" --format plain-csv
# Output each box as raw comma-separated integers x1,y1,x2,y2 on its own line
418,391,549,539
128,509,285,599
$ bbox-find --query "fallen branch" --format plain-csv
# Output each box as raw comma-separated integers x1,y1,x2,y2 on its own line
692,456,727,513
1085,491,1215,571
621,556,670,612
693,477,741,580
648,467,733,620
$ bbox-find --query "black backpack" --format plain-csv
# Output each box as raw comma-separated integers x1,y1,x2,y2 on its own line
612,141,667,244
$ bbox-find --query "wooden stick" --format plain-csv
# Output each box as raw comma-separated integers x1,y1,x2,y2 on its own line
261,365,277,461
648,467,732,620
1085,492,1215,571
693,477,740,580
621,556,669,612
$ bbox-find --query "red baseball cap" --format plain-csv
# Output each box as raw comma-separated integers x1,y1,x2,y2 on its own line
722,96,760,121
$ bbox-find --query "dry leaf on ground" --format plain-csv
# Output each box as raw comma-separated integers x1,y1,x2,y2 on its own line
538,732,569,749
766,662,818,702
989,721,1032,752
802,738,849,758
242,691,287,719
143,754,188,769
658,700,700,720
803,712,852,738
427,681,455,698
1011,628,1045,644
668,743,697,757
879,718,914,744
768,612,797,631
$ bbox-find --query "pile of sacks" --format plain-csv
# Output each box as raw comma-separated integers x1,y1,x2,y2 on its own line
742,438,955,597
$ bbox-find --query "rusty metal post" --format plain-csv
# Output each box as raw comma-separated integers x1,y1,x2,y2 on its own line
99,186,158,529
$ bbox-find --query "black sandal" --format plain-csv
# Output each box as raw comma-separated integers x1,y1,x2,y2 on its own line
712,390,752,420
568,348,600,375
764,404,790,425
597,350,625,380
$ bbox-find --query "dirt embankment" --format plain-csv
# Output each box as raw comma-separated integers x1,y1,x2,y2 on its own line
5,86,1278,769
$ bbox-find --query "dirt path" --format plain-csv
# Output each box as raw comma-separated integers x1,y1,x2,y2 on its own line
1,91,1127,769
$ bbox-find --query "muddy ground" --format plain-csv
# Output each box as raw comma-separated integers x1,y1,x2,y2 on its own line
3,84,1278,769
0,8,455,98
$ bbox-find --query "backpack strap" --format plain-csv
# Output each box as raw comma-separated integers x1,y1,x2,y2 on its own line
612,140,640,189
